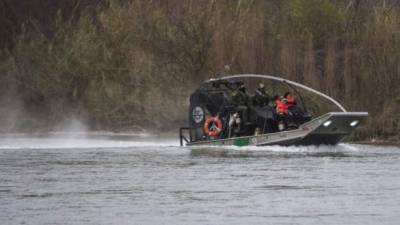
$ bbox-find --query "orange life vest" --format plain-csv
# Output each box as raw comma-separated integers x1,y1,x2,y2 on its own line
275,100,288,114
286,96,296,107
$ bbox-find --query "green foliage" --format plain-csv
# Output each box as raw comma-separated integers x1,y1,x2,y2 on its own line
0,0,399,140
290,0,345,43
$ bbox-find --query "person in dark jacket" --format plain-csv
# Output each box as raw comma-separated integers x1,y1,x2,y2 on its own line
232,84,249,106
252,83,270,106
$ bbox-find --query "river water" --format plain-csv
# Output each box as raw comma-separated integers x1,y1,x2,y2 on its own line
0,134,399,225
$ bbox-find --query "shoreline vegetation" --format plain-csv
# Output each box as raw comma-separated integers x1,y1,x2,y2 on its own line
0,0,399,142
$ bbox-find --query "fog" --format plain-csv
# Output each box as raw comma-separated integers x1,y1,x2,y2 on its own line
0,116,179,150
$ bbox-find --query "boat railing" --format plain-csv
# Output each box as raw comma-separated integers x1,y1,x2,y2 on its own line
179,127,191,146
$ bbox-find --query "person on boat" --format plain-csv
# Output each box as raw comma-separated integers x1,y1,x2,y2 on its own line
283,92,296,108
252,83,270,107
283,92,304,128
274,95,288,115
231,83,250,128
273,95,289,131
232,83,249,106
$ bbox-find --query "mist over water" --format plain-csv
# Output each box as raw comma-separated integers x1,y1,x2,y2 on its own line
0,133,176,150
0,134,400,225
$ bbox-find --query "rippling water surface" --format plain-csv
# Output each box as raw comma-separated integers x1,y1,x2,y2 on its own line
0,134,399,225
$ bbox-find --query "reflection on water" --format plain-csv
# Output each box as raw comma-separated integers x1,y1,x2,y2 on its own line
0,135,400,225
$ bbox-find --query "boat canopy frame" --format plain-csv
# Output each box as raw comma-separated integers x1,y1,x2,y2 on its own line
208,74,347,112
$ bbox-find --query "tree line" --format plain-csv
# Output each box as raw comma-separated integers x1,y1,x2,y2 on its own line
0,0,399,140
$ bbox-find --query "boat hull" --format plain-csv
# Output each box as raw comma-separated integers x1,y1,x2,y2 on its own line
186,112,368,147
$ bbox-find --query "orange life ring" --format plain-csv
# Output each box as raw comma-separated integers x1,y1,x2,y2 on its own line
203,116,223,137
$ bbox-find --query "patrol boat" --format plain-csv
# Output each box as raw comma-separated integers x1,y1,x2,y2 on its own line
179,74,368,147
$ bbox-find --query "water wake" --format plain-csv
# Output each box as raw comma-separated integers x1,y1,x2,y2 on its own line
188,143,366,158
0,133,179,150
190,143,358,152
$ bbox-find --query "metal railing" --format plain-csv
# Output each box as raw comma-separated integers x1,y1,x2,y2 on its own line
179,127,191,146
